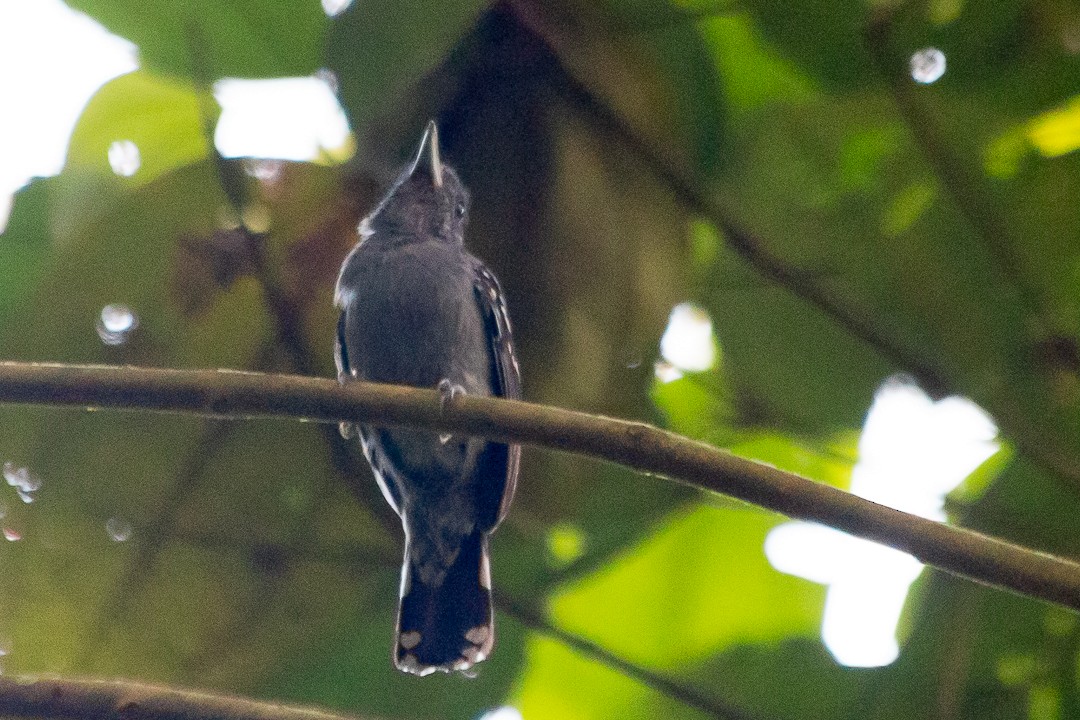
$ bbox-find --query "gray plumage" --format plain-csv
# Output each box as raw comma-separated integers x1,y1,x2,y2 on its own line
334,122,520,676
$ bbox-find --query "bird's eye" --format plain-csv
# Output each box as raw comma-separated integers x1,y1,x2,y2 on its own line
454,202,466,218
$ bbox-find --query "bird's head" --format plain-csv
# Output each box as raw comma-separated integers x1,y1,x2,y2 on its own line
363,121,470,244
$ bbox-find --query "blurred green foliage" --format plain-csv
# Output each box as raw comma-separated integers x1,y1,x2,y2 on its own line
2,0,1080,718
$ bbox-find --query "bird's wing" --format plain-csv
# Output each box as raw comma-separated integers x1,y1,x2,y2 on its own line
337,304,404,516
473,260,522,531
334,310,351,382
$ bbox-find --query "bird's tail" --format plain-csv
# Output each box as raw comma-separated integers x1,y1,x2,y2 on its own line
395,531,494,676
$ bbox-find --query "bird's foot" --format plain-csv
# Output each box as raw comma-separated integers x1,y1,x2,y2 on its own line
436,379,466,445
437,379,466,410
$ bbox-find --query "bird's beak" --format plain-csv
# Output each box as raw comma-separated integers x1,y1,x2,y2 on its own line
409,120,444,188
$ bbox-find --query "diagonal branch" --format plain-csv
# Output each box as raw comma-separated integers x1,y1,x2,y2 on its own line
513,5,949,398
0,676,376,720
176,531,758,720
526,17,1080,492
496,592,760,720
77,418,234,669
862,13,1047,328
0,361,1079,611
859,13,1080,492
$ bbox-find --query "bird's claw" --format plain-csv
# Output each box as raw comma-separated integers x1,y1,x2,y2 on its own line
338,421,356,440
437,379,466,412
437,380,466,445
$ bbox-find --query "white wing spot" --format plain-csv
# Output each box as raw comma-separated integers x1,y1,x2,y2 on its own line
480,550,492,590
465,625,489,646
398,654,437,676
400,631,422,649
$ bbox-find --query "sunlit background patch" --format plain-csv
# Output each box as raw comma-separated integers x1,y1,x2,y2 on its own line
0,0,354,232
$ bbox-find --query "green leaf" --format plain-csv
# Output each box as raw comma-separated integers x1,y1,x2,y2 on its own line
65,71,212,188
699,13,817,111
688,640,866,719
325,0,491,136
551,505,824,669
65,0,327,79
738,0,876,90
514,636,703,720
0,178,53,321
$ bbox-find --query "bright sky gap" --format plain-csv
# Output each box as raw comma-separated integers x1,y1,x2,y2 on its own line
658,307,1001,667
0,0,353,232
765,381,999,667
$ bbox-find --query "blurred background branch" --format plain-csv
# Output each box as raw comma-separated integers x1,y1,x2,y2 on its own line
0,676,376,720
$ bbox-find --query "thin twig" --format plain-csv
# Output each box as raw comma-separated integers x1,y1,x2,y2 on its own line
0,361,1078,611
496,592,761,720
77,342,281,668
173,531,755,720
863,13,1046,328
860,13,1080,491
77,419,233,669
0,676,376,720
524,10,1080,491
512,5,949,398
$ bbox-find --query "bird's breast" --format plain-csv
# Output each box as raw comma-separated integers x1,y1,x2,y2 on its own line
340,239,492,395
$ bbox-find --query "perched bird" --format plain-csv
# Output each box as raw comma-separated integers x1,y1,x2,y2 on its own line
334,121,521,676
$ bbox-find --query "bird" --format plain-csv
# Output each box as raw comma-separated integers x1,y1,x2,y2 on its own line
333,121,521,676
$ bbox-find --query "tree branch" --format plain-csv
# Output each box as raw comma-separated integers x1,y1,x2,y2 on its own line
0,361,1079,611
0,676,373,720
